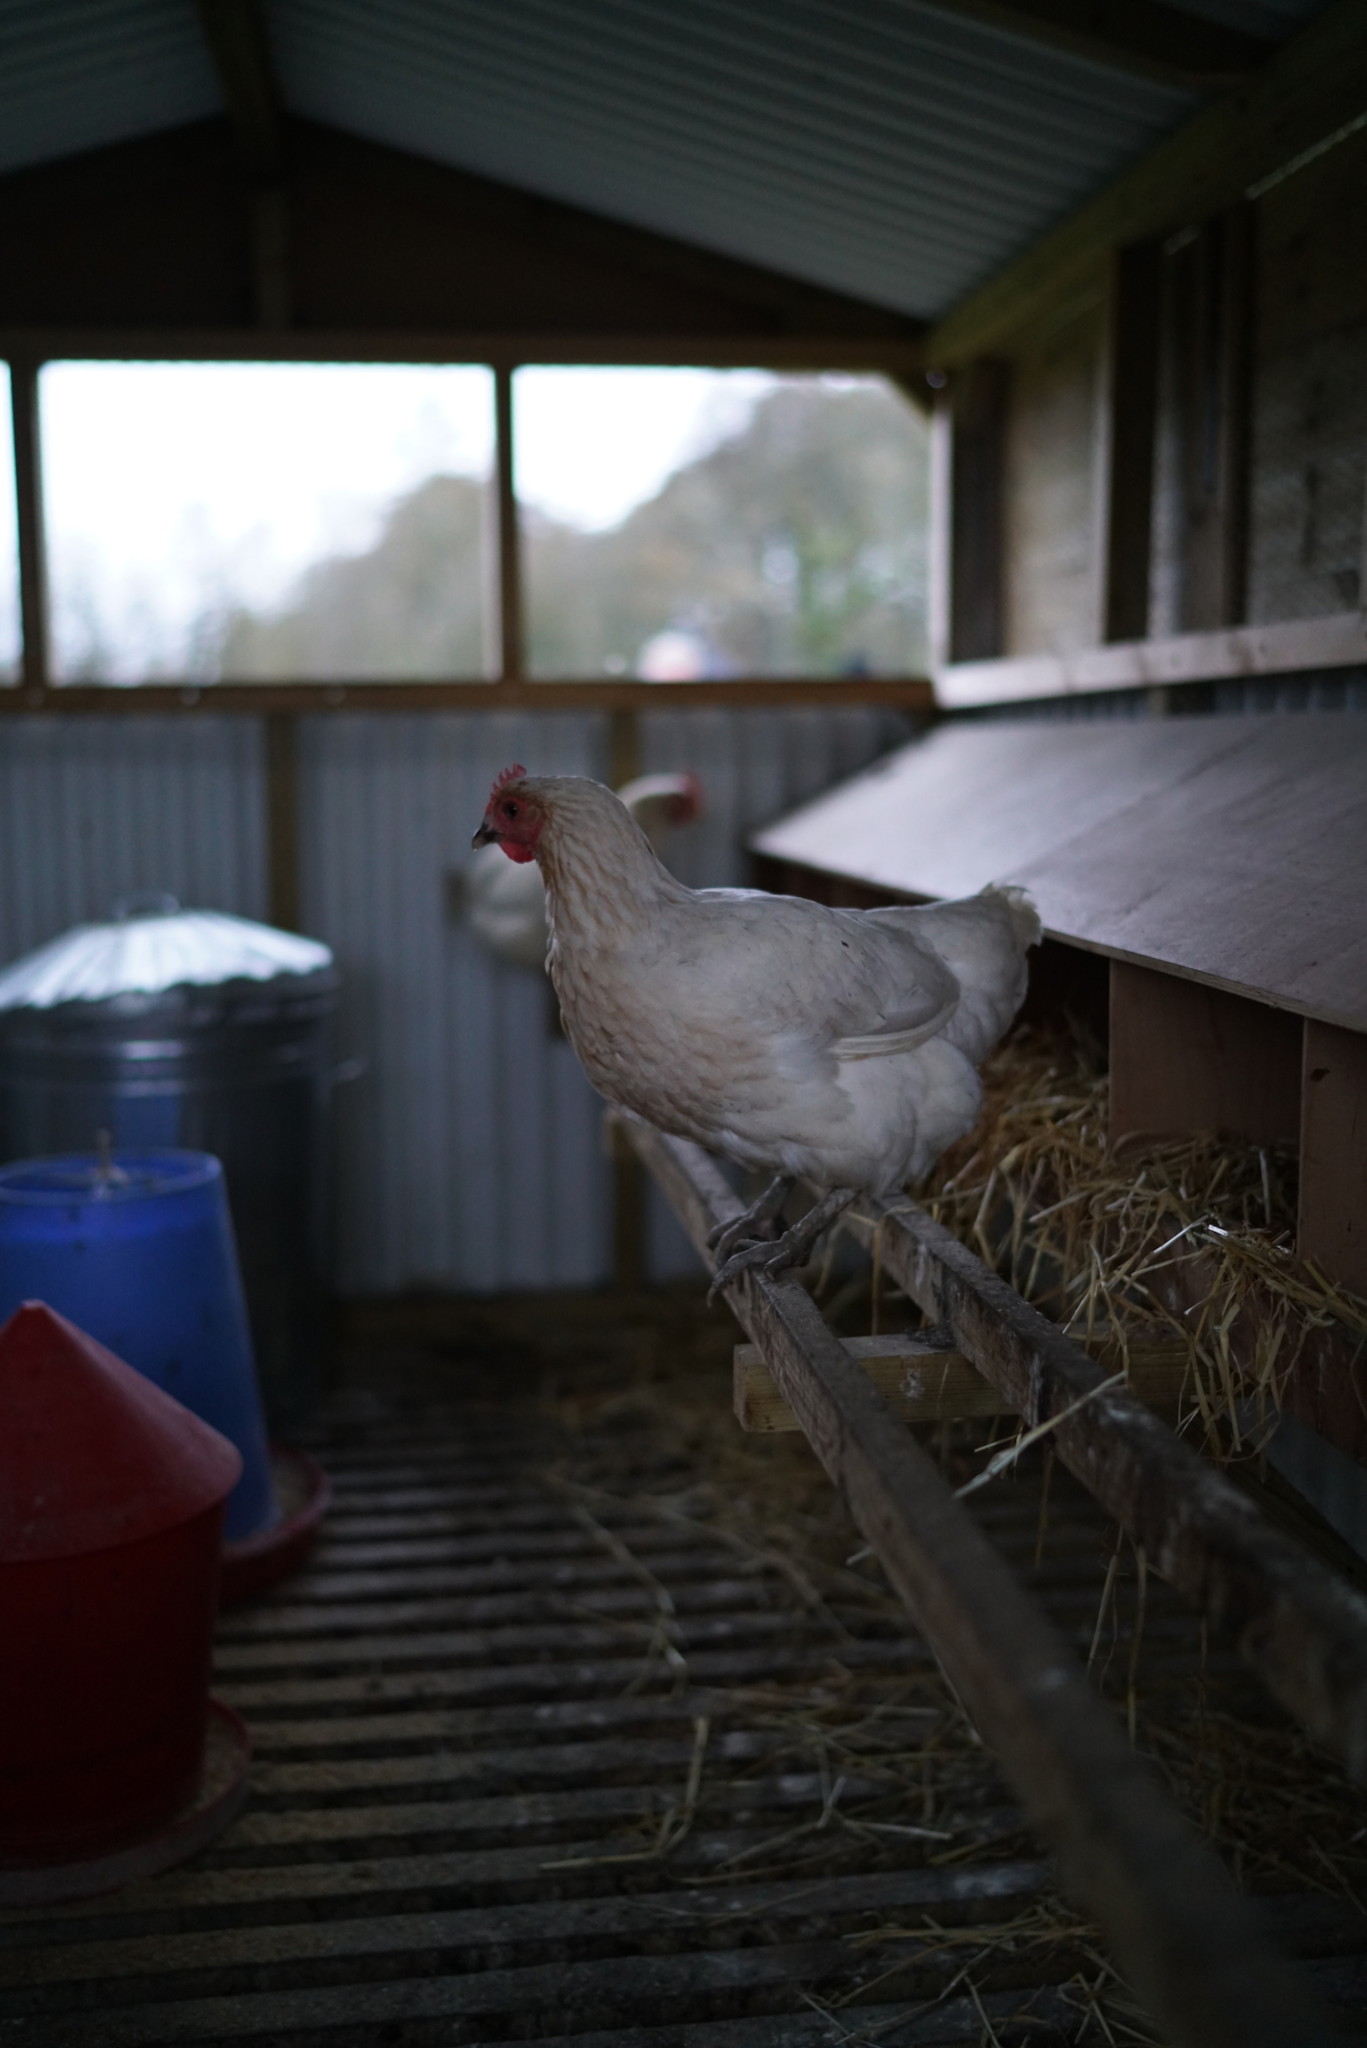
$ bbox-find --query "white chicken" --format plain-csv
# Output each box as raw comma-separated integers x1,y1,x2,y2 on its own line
465,772,703,970
472,768,1039,1288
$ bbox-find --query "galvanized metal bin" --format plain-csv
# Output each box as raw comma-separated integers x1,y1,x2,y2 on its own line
0,900,340,1427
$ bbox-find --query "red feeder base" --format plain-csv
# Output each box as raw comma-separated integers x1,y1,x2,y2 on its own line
220,1447,331,1606
0,1700,251,1907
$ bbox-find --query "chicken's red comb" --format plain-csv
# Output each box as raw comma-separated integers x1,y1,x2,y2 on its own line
489,763,527,801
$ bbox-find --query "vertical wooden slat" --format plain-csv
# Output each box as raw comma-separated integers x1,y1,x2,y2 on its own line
1181,202,1256,631
947,358,1009,662
10,357,50,693
1300,1018,1367,1298
1101,242,1162,644
492,364,523,683
265,711,301,931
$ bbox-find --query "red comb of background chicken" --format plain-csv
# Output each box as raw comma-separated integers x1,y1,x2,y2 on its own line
489,763,527,802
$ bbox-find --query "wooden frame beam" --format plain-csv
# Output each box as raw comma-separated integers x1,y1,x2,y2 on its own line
839,1189,1367,1775
927,0,1367,366
0,678,935,716
735,1327,1188,1431
8,356,48,692
618,1114,1323,2048
0,330,924,371
195,1,291,329
935,607,1367,709
925,0,1274,88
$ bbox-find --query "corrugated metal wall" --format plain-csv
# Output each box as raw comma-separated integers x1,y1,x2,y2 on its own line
0,703,907,1295
0,715,267,947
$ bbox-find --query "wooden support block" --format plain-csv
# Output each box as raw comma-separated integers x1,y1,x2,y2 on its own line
735,1328,1189,1431
1109,959,1301,1149
1300,1019,1367,1299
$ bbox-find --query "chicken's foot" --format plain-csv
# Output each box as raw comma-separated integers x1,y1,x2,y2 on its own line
709,1185,857,1301
705,1174,795,1265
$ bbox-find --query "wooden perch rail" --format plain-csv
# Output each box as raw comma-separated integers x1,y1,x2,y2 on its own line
734,1327,1189,1431
843,1192,1367,1776
612,1112,1330,2048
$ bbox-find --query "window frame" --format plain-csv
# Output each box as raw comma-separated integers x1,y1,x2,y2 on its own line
1,337,935,716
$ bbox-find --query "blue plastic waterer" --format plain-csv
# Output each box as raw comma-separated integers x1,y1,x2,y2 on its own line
0,1150,277,1543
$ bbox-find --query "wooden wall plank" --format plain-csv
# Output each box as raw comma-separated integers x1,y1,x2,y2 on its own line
927,0,1367,365
948,360,1009,662
1101,243,1162,643
1109,961,1302,1148
1300,1020,1367,1297
936,608,1367,706
1000,297,1106,657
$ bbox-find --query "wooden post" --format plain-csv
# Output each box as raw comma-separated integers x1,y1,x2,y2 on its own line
1109,960,1301,1148
1100,242,1162,644
491,364,523,683
947,358,1009,661
1300,1019,1367,1298
265,711,301,931
10,358,49,694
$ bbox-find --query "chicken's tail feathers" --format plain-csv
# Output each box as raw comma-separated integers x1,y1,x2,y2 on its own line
981,883,1042,954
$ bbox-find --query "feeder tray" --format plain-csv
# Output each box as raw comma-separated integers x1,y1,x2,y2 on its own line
0,1700,251,1908
221,1446,332,1605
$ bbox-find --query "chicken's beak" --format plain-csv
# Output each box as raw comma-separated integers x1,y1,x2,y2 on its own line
471,821,498,849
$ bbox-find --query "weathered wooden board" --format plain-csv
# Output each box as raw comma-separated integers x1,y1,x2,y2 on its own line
840,1188,1367,1774
1300,1019,1367,1300
619,1116,1321,2048
1109,960,1302,1147
734,1327,1189,1432
751,714,1367,1032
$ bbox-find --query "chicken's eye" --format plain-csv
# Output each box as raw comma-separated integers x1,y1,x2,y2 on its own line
503,800,520,819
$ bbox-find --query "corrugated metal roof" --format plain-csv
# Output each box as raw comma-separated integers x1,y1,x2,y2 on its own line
0,0,219,178
0,0,1332,318
271,0,1198,317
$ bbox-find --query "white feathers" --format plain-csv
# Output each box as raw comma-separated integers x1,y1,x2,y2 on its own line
465,772,702,970
516,775,1038,1198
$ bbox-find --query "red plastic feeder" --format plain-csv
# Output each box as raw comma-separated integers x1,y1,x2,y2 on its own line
0,1302,245,1871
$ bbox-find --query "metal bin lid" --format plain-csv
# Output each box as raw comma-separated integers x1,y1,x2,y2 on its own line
0,898,334,1013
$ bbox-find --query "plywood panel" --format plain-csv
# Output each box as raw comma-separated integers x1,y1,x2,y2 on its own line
1110,962,1301,1148
751,714,1367,1032
1001,297,1105,657
1300,1020,1367,1297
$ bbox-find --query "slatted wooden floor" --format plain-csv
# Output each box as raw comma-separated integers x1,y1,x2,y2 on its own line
3,1291,1367,2045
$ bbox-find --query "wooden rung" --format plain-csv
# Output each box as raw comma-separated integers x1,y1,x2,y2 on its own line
734,1328,1189,1432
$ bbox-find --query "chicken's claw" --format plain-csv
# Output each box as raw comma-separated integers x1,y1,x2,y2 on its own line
707,1185,857,1304
705,1174,795,1264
